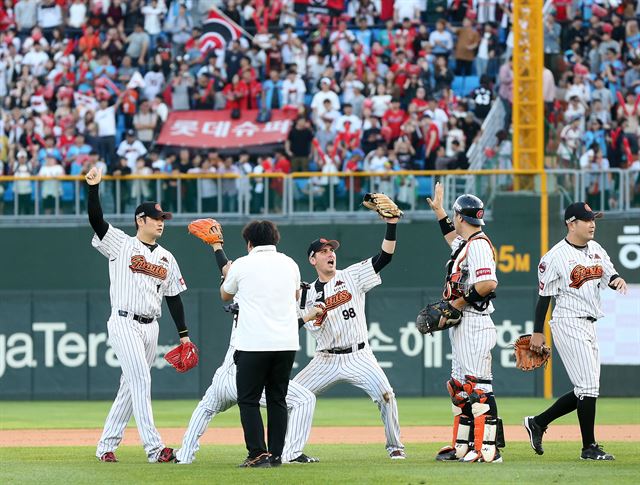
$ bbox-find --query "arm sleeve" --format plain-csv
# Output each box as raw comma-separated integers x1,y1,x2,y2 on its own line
165,294,189,337
533,295,552,333
88,184,109,240
371,250,393,273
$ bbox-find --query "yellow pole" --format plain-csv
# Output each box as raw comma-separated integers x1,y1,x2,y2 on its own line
540,170,553,399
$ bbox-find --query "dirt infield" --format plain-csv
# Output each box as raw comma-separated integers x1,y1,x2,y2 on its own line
1,425,638,447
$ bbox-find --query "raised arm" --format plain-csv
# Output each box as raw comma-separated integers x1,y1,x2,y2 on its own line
427,181,457,246
85,167,109,240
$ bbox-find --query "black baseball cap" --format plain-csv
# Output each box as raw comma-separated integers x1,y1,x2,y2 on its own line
564,202,603,224
135,201,173,220
307,238,340,258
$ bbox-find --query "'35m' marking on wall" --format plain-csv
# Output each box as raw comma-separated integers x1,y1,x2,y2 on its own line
496,245,531,273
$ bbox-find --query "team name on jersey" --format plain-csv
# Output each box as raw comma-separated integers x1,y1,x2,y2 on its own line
129,255,168,280
569,264,603,289
313,289,353,326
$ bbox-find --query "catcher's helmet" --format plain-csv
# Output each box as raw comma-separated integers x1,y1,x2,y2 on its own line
453,194,485,226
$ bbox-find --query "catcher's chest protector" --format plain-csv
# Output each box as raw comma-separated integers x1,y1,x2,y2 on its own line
443,233,496,303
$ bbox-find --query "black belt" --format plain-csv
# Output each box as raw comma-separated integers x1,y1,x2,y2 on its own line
118,310,154,324
321,342,365,355
581,316,597,322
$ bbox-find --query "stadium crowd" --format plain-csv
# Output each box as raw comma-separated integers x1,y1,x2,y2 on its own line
0,0,639,214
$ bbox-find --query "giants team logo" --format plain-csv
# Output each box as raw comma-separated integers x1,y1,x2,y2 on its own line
129,255,168,280
538,262,546,273
569,264,603,289
314,290,353,326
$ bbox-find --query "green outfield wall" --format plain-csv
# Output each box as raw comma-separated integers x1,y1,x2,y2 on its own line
1,195,638,399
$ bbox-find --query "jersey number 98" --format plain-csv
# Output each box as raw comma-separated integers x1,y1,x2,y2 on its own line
342,308,357,320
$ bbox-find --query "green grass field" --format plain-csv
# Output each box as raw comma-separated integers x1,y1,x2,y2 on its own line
1,398,639,484
2,397,640,429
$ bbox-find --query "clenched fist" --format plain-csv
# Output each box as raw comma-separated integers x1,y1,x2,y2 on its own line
85,167,102,186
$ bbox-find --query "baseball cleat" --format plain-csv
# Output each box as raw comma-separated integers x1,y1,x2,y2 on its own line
98,452,118,462
580,443,615,461
157,447,176,463
238,452,272,468
390,449,406,460
288,454,320,463
460,450,481,462
524,416,546,455
477,452,503,463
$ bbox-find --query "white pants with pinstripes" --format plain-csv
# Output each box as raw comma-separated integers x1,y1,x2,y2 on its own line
175,346,316,464
449,314,497,393
96,314,165,462
550,318,600,398
293,346,404,454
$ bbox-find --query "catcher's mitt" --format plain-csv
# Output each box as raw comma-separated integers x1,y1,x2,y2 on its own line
362,193,404,219
164,341,199,373
416,300,462,335
188,218,223,245
513,334,551,371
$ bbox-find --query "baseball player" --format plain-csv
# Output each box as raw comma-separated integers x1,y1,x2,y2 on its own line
175,301,323,464
524,202,627,461
427,182,502,463
86,167,188,463
293,216,406,459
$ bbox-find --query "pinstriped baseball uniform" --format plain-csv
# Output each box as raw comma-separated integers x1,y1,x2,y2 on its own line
176,317,316,464
449,234,498,393
94,224,187,462
293,258,404,454
538,239,618,398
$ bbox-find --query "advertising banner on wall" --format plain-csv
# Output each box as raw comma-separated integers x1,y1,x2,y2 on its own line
156,110,296,149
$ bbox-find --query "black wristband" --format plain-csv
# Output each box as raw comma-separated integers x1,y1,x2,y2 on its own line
385,223,397,241
463,285,485,304
609,274,620,285
438,216,455,236
298,317,306,329
215,248,229,274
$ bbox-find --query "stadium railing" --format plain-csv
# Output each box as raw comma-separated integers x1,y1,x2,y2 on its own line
0,168,638,223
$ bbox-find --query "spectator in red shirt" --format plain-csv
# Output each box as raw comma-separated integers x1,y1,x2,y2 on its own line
223,74,248,111
382,99,409,141
78,25,101,54
241,69,262,110
422,114,440,170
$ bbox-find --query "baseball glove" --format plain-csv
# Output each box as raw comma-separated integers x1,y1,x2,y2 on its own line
362,193,404,219
164,341,199,373
513,334,551,371
416,300,462,335
188,218,223,245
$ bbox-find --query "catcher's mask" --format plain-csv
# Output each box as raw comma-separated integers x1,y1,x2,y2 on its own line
453,194,485,226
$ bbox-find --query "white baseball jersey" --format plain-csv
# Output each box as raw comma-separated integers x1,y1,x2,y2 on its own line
295,258,404,456
176,318,316,464
301,258,380,350
92,224,187,317
538,239,617,319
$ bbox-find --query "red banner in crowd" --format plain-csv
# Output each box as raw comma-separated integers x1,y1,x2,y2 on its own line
294,0,345,15
156,110,297,149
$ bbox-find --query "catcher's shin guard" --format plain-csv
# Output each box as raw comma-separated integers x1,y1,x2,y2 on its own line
451,404,472,459
480,417,499,462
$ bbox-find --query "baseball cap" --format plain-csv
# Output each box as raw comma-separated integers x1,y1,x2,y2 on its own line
602,23,613,34
564,202,603,224
320,77,332,85
307,238,340,258
135,202,173,220
17,150,27,158
126,128,136,137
